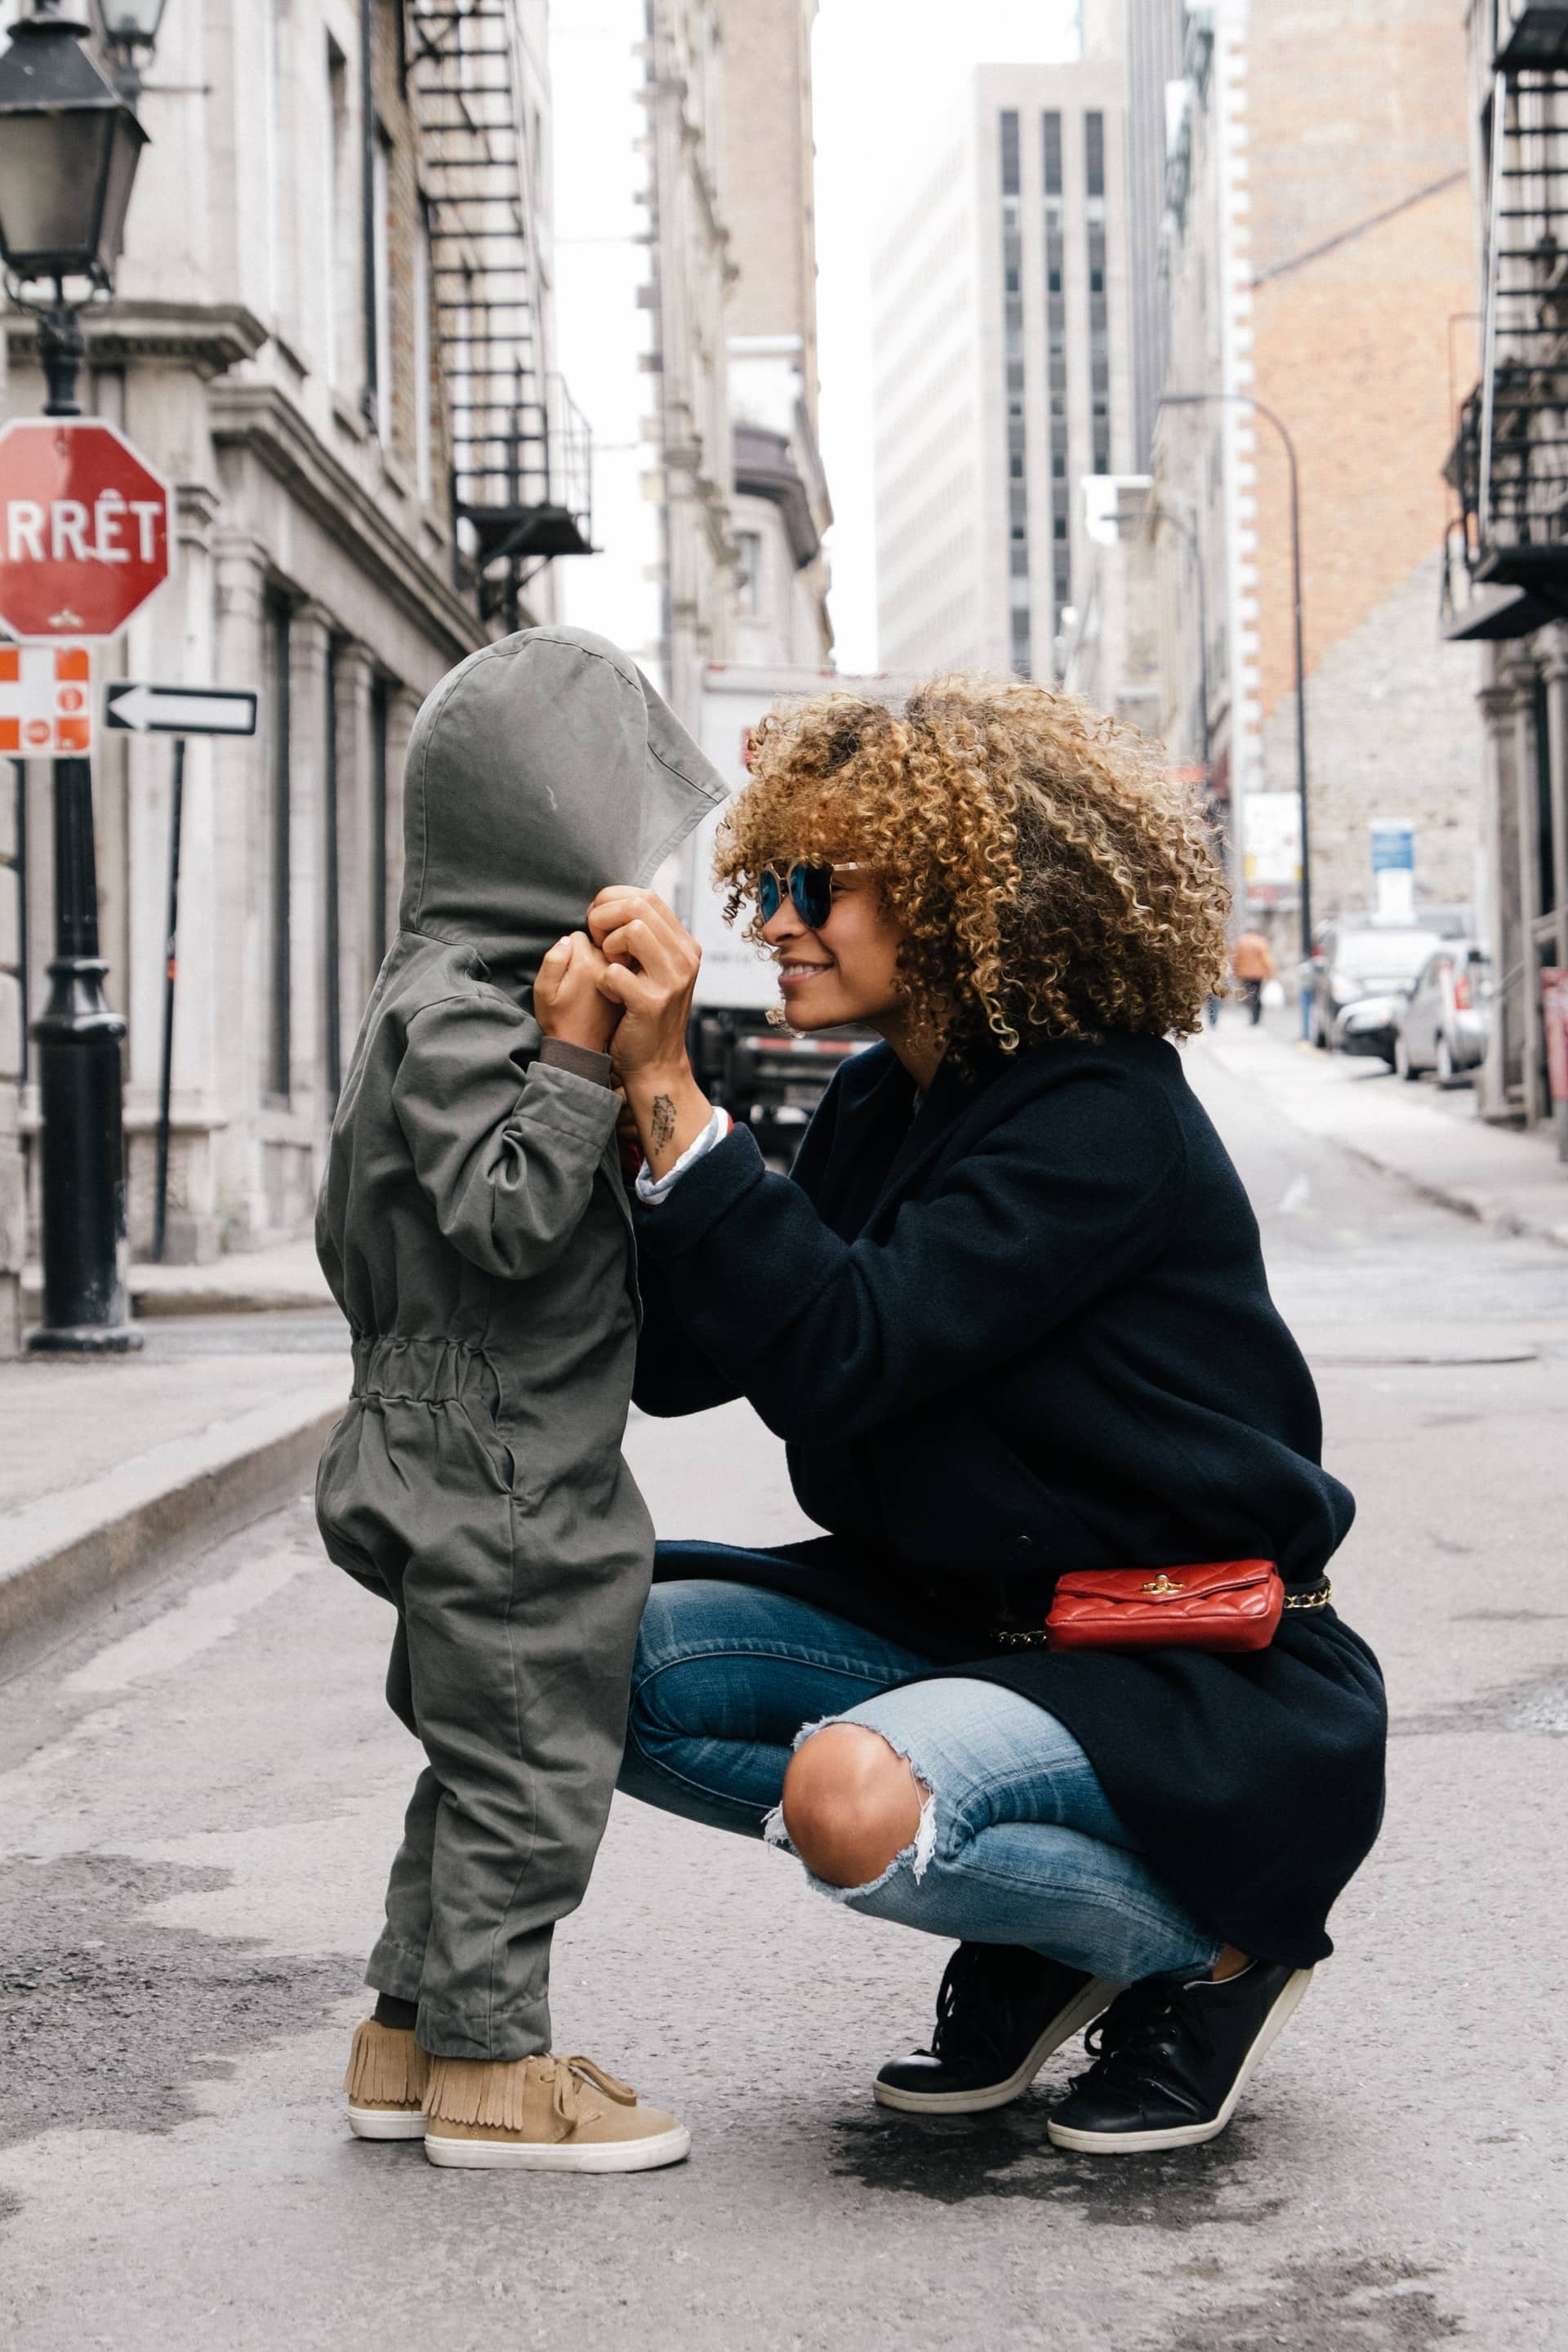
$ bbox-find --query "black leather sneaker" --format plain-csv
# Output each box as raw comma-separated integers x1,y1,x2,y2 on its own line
874,1941,1120,2115
1045,1958,1314,2153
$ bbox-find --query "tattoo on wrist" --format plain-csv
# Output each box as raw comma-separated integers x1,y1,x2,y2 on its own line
650,1094,677,1154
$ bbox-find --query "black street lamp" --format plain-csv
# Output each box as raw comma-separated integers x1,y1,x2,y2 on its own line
1160,391,1314,1028
98,0,171,101
0,2,154,1351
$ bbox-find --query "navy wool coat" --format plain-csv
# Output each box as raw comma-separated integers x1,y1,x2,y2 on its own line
631,1031,1387,1967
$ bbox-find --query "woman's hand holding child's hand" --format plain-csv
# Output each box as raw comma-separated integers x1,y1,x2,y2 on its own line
535,932,621,1056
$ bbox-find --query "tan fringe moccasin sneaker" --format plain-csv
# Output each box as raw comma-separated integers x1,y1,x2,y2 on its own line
344,2017,430,2140
422,2051,691,2173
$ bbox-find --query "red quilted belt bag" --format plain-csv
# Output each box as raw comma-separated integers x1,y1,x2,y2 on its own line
1043,1559,1296,1655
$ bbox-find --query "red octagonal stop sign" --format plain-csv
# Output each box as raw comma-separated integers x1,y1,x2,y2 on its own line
0,417,174,642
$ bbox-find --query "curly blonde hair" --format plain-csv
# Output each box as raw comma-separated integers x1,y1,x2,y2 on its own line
715,673,1231,1057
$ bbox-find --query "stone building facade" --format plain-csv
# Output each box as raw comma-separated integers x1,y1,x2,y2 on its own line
3,0,571,1269
638,0,737,723
719,0,831,669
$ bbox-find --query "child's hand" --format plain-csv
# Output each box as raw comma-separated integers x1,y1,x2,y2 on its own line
535,932,622,1056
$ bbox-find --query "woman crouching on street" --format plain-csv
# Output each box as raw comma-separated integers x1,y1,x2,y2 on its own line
588,675,1385,2154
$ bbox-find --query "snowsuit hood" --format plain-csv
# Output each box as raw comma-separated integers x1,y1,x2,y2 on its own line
399,626,727,984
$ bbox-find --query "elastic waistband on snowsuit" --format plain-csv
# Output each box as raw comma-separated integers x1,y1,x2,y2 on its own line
350,1335,501,1420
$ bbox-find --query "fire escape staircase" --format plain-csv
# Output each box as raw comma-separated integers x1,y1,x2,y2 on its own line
1444,3,1568,640
404,0,593,621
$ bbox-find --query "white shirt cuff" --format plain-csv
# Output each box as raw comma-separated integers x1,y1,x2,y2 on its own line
635,1106,734,1205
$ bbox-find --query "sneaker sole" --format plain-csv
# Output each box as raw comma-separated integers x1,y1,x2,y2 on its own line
872,1976,1123,2116
347,2105,427,2140
1045,1967,1315,2154
422,2123,693,2173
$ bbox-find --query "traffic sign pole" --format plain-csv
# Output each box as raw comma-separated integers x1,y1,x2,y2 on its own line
0,416,176,1352
28,749,139,1352
151,737,185,1266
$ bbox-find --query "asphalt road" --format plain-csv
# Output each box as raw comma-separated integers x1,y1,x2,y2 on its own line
2,1036,1565,2351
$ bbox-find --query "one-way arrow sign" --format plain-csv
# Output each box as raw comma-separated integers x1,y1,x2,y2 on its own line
105,681,258,737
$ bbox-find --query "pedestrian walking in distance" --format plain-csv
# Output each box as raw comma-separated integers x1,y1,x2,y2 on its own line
314,627,724,2169
594,674,1386,2154
1232,926,1275,1026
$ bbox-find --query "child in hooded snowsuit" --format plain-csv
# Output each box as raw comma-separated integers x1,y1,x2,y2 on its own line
314,626,724,2171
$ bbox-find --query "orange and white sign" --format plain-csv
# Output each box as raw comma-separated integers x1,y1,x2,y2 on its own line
0,642,91,754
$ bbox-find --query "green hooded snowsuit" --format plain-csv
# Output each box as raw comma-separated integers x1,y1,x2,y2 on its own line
314,626,725,2062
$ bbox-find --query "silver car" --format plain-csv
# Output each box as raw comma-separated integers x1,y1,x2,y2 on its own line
1314,924,1449,1062
1392,942,1491,1086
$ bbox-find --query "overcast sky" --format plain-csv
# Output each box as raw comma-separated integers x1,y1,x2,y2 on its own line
812,0,1080,670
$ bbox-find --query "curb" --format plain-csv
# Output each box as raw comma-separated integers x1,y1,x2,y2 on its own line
0,1382,345,1674
1329,1140,1568,1250
21,1274,335,1321
1200,1033,1568,1253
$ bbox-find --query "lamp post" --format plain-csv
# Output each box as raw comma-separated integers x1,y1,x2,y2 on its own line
0,2,152,1350
1160,390,1314,1032
98,1,170,100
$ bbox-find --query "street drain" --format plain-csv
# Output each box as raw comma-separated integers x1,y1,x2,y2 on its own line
0,1851,355,2148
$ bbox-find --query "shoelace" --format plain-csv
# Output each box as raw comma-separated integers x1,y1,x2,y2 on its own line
549,2053,639,2131
928,1944,1014,2071
1077,1981,1188,2096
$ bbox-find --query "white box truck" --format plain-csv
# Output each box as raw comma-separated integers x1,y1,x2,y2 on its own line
660,663,915,1152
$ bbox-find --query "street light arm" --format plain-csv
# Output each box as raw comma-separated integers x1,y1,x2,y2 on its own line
1157,388,1313,982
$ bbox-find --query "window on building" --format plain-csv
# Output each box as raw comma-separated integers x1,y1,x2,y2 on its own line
1000,110,1021,197
266,593,293,1099
737,530,763,617
413,204,434,503
263,0,289,326
1001,112,1028,675
371,675,390,969
326,38,352,392
371,125,393,441
1085,111,1105,199
1042,110,1062,198
1535,675,1557,918
323,638,341,1104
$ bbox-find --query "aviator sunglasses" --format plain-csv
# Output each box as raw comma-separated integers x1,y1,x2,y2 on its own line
756,859,862,930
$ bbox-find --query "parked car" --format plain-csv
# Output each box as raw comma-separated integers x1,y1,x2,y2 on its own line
1392,942,1491,1086
1307,921,1450,1062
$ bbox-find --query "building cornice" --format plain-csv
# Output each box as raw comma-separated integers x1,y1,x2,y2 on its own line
207,382,483,665
5,301,270,376
733,425,822,568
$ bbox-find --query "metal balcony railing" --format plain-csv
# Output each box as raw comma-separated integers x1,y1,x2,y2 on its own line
1443,9,1568,636
405,0,592,619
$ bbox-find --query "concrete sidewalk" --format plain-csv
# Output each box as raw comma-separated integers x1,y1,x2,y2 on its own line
23,1236,333,1320
1197,1021,1568,1248
2,1262,347,1671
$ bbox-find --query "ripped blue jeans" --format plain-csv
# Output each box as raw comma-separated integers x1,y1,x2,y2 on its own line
617,1565,1220,1986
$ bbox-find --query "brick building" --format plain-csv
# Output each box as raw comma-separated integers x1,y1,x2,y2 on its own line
2,0,582,1276
1152,0,1482,951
